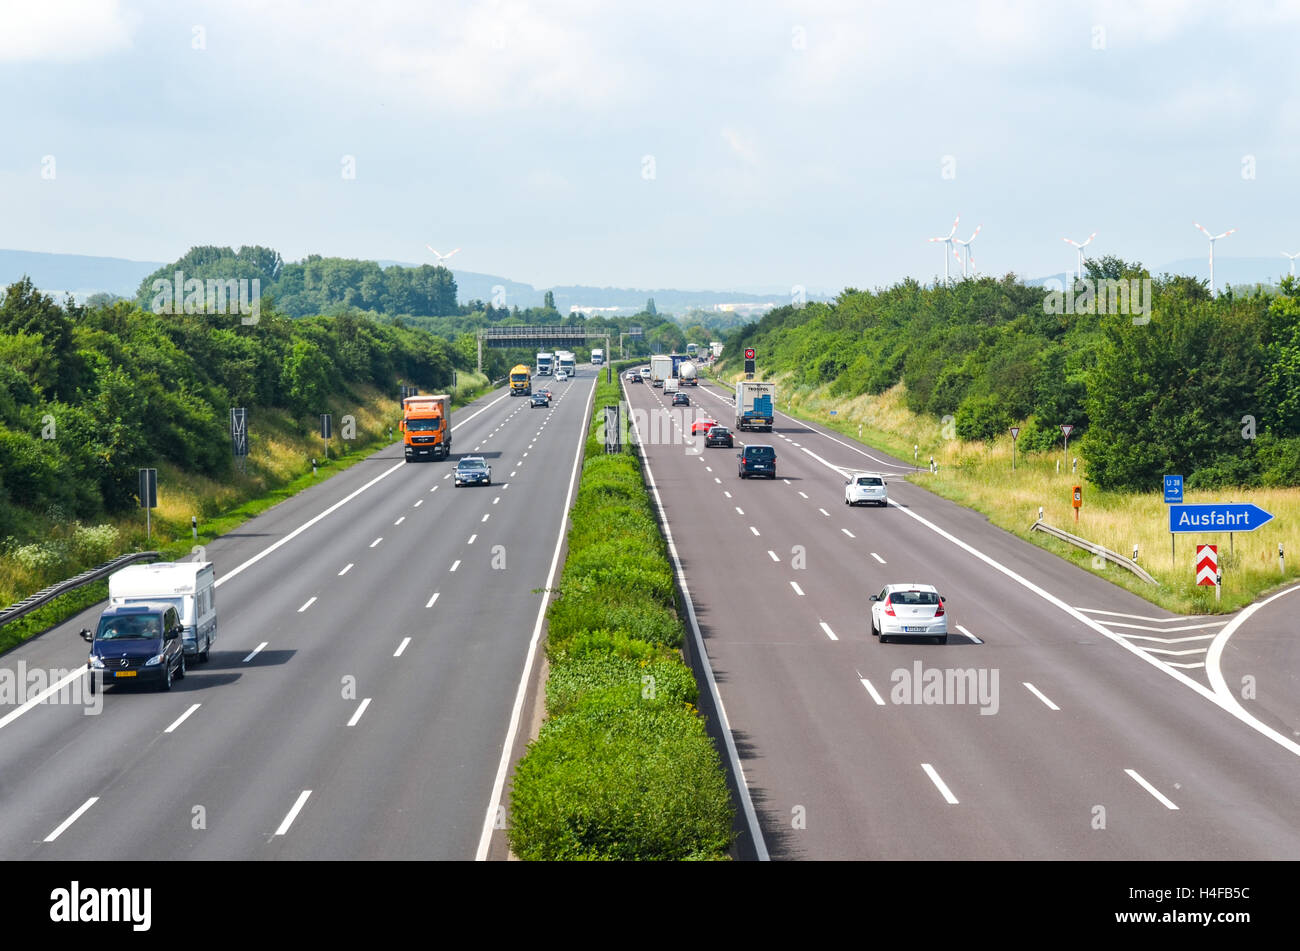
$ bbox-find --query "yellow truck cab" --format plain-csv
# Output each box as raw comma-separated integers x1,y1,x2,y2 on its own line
509,364,532,396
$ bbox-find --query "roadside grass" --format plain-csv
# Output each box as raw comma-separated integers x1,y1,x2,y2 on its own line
508,363,735,860
0,372,494,651
706,366,1298,614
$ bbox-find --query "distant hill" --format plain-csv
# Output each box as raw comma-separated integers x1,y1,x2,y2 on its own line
0,249,163,299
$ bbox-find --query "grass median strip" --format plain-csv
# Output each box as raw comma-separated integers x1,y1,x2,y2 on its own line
508,366,736,860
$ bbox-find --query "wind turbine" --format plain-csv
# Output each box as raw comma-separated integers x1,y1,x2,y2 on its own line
1193,223,1235,295
425,245,461,268
953,225,981,278
1283,251,1300,278
928,215,959,284
1063,232,1097,285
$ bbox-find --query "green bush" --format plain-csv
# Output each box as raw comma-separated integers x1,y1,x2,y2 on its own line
508,704,733,860
546,652,698,718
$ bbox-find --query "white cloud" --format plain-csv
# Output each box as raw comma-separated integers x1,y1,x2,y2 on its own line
0,0,133,62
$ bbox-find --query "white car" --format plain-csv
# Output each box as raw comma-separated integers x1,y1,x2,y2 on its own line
639,367,651,381
870,583,947,644
555,369,569,381
845,472,888,507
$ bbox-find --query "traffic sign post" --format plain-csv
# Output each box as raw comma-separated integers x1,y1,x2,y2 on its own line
1164,475,1183,567
1010,426,1020,471
1060,423,1074,459
320,414,332,461
138,468,158,541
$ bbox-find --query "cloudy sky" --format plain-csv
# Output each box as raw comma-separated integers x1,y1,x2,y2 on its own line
2,0,1298,292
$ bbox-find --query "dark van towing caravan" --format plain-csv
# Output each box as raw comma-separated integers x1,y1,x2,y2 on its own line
81,603,187,692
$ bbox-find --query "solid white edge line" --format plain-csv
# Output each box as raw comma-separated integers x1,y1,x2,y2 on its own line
921,763,959,804
1125,769,1179,809
475,373,597,861
624,378,771,861
819,621,838,641
44,796,98,842
394,637,411,657
164,703,201,733
1022,682,1060,711
275,790,312,835
347,697,372,727
242,642,267,663
860,678,886,705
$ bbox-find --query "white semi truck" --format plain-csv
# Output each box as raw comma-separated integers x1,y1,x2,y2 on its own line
536,352,554,375
591,348,604,365
678,360,698,385
556,350,576,376
735,380,776,432
650,354,672,387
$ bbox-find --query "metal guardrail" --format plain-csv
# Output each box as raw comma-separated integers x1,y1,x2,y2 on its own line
0,550,162,629
1030,521,1158,585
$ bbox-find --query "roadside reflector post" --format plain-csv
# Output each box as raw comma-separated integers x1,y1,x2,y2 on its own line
1132,544,1139,563
1281,543,1285,576
312,457,317,477
191,515,198,541
1216,571,1222,602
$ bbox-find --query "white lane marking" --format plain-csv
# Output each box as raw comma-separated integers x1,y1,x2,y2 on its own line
523,452,528,457
370,537,383,548
510,471,517,478
468,534,477,544
734,507,744,515
921,764,959,804
819,621,837,641
860,678,886,705
1118,632,1217,644
347,698,372,727
818,507,830,517
243,642,267,662
414,499,423,507
298,597,316,612
478,372,598,860
955,624,982,644
870,552,886,564
394,516,405,526
502,484,510,490
493,496,500,504
450,560,461,572
1166,661,1207,669
798,491,808,499
394,637,411,657
338,563,353,576
842,529,855,538
1125,769,1179,809
613,387,770,862
705,466,712,472
768,551,780,561
275,790,313,835
783,479,791,485
44,797,99,842
165,703,202,733
444,473,451,480
1076,608,1212,623
723,491,732,498
426,592,440,608
791,581,805,596
1142,646,1209,656
482,513,490,522
714,477,721,484
792,443,801,448
1103,620,1227,632
431,485,438,492
1022,682,1059,710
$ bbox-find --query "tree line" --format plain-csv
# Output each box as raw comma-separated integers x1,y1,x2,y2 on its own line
727,258,1300,491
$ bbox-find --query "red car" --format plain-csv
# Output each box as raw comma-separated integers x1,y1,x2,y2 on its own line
691,417,717,436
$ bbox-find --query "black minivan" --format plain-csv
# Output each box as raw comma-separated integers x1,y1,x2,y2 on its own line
82,603,187,692
737,444,777,479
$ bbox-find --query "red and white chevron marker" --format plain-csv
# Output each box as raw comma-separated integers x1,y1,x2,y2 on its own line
1196,544,1218,586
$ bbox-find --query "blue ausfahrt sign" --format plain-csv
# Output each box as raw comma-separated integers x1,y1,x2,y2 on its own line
1169,503,1274,533
1163,475,1183,504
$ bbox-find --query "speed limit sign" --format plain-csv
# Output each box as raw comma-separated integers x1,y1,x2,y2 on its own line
745,348,755,360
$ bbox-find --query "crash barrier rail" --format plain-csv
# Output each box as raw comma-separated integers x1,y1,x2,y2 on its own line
0,551,162,629
1029,520,1158,585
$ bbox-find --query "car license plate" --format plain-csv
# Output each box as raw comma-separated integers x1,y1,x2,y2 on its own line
903,626,926,633
114,670,137,678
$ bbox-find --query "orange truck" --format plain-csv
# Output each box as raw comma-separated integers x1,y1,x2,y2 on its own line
400,394,451,461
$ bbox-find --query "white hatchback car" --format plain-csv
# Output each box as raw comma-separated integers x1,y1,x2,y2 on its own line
870,583,948,644
845,472,888,507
